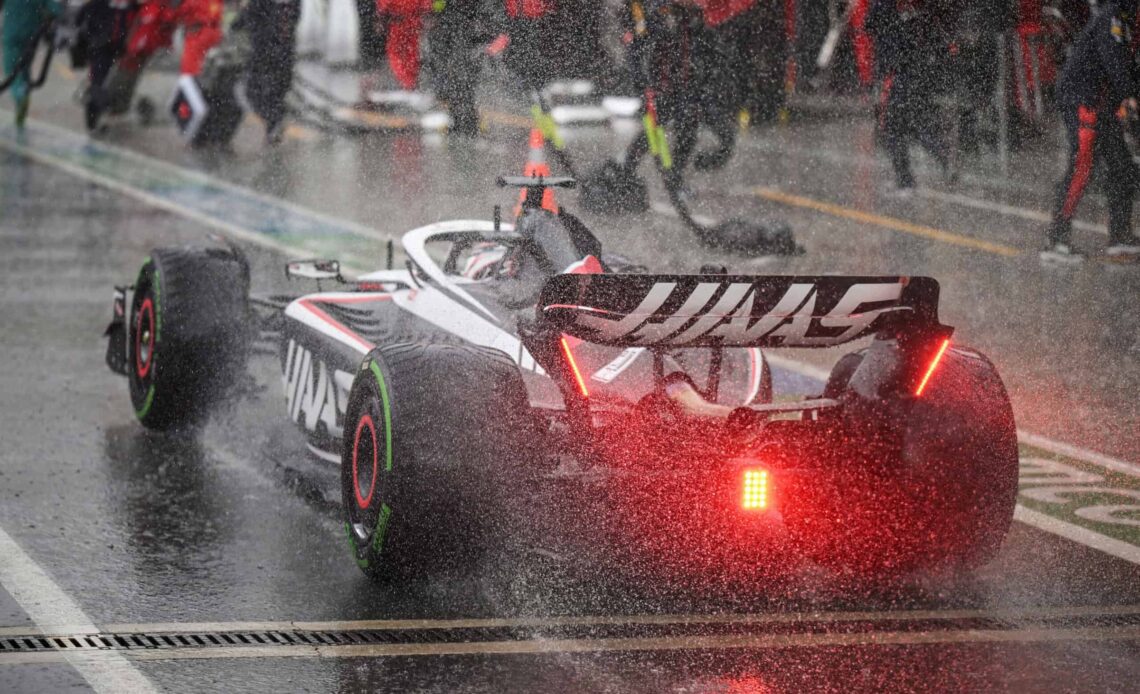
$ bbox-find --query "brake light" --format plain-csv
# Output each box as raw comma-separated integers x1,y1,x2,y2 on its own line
742,469,769,510
914,339,951,396
560,337,589,398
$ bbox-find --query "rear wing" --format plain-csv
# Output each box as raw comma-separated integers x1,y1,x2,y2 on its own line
538,274,948,349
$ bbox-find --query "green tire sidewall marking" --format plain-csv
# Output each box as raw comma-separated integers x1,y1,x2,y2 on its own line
368,360,394,473
345,522,368,569
134,385,155,420
371,504,392,554
345,360,394,565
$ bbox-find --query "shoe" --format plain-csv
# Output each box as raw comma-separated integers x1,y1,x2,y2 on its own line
1040,241,1086,265
14,97,29,129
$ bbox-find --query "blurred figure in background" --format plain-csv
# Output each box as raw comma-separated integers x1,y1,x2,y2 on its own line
236,0,301,144
1043,0,1140,263
952,0,1015,155
78,0,137,131
356,0,387,102
356,0,386,70
429,0,496,136
691,0,757,172
377,0,431,91
503,0,609,89
609,0,754,190
866,0,955,194
177,0,223,77
1,0,61,128
619,0,705,192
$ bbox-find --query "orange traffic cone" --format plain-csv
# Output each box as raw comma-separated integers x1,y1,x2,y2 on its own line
515,127,558,216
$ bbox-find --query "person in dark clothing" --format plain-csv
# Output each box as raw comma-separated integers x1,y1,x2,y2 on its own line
866,0,954,194
356,0,386,71
235,0,300,144
953,0,1015,154
78,0,136,131
429,0,496,136
620,1,720,191
689,1,754,172
1044,0,1140,263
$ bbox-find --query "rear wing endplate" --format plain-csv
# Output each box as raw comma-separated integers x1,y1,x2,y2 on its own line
538,274,948,349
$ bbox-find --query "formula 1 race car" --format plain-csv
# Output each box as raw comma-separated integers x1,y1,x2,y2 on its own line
104,177,1019,580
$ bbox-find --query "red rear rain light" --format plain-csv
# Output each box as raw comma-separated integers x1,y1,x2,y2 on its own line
560,336,589,398
914,339,951,396
742,469,769,510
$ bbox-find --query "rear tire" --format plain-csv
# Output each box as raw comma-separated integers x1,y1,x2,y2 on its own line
127,246,250,430
787,346,1018,576
341,343,538,581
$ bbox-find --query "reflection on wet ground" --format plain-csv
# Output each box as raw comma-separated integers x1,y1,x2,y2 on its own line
1,70,1140,691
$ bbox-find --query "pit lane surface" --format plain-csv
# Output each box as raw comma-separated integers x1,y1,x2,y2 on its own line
2,71,1140,692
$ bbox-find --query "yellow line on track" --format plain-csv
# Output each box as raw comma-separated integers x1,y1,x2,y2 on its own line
752,186,1023,257
284,124,318,142
481,109,533,129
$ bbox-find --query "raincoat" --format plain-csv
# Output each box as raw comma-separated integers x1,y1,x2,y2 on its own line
2,0,61,104
377,0,431,90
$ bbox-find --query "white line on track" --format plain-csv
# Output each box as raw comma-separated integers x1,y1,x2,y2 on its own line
0,527,155,691
916,188,1108,237
4,114,391,243
1014,506,1140,565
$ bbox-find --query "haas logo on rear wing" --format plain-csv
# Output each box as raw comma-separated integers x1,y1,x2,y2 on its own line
538,275,946,349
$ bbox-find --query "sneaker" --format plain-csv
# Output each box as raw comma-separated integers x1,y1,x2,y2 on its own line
1040,241,1086,265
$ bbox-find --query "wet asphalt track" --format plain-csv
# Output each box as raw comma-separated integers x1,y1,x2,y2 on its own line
1,65,1140,692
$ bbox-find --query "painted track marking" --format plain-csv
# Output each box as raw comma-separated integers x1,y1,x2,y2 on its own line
0,527,155,691
916,188,1108,237
753,186,1023,257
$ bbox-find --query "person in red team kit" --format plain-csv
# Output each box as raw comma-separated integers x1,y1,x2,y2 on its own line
1043,0,1140,264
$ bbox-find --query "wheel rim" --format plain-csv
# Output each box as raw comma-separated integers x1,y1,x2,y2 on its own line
135,297,155,380
350,411,380,543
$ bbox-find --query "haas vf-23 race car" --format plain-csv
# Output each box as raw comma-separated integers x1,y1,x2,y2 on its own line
104,177,1019,579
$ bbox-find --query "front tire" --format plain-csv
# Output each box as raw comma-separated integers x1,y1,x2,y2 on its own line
127,246,249,430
